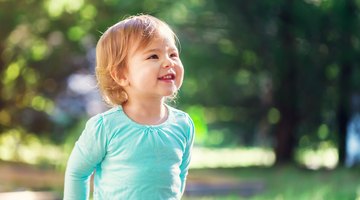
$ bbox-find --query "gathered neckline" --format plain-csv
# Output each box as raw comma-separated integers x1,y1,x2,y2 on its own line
115,105,172,128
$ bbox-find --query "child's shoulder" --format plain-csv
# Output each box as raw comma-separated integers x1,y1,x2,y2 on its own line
167,105,190,118
167,105,193,125
100,106,123,117
87,106,123,124
167,105,195,140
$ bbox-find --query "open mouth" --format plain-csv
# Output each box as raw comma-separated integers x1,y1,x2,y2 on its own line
158,73,175,81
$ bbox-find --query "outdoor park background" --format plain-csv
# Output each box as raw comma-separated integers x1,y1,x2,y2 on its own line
1,0,360,199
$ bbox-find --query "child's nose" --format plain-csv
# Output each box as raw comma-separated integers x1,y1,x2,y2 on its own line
162,57,175,68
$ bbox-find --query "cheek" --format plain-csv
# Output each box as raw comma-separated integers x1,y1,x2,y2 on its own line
176,66,184,88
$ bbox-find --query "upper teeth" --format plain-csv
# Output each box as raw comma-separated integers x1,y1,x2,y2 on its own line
163,75,172,79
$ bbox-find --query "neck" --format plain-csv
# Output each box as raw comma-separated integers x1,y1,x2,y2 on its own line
122,98,168,125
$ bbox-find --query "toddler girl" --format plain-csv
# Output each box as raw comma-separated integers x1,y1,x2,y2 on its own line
64,14,195,200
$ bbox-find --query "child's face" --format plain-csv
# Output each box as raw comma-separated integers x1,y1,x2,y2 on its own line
123,33,184,101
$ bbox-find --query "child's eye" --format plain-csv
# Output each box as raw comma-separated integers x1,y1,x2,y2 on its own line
170,53,178,58
147,54,159,59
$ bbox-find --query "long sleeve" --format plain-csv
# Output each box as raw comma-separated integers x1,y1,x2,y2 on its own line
179,114,195,194
64,115,108,200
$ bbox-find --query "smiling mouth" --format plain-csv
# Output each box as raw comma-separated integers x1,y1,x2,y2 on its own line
158,74,175,81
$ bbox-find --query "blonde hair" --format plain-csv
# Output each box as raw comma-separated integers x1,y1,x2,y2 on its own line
95,14,178,106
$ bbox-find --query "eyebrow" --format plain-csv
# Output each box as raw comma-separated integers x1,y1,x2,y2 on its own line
143,47,178,54
144,48,161,54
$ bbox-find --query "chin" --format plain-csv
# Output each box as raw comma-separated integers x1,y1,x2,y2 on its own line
161,90,177,97
164,92,176,97
161,86,178,96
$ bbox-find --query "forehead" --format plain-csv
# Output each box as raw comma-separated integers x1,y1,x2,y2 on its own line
148,31,177,48
131,29,177,54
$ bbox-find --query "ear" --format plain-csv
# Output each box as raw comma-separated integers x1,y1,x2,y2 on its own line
110,70,129,87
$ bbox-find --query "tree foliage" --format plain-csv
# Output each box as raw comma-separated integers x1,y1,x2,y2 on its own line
1,0,360,164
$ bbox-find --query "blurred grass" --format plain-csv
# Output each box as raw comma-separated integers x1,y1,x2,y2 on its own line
0,160,359,200
184,165,360,200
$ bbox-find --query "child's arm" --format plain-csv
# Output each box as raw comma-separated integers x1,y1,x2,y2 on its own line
179,115,195,194
64,116,107,200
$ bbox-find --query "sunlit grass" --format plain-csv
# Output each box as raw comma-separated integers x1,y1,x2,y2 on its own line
183,166,360,200
190,147,275,168
190,146,338,169
0,130,358,200
0,129,339,170
296,141,338,170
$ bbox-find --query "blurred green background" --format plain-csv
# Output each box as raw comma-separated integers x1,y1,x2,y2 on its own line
1,0,360,199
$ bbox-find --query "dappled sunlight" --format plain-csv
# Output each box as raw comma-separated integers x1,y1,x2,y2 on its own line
191,146,339,169
44,0,84,18
190,147,275,168
0,132,340,170
0,129,67,166
296,144,338,169
0,191,59,200
0,0,359,199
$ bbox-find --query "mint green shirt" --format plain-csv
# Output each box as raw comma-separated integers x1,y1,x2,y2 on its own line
64,106,195,200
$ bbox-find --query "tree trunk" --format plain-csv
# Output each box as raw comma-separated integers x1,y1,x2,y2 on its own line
274,0,298,164
337,66,351,165
337,0,355,165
